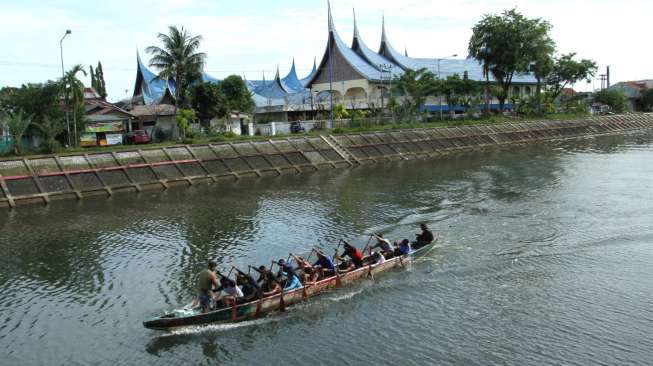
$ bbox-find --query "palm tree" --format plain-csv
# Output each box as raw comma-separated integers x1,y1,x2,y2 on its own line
146,26,206,108
33,116,65,153
62,64,87,145
1,110,34,155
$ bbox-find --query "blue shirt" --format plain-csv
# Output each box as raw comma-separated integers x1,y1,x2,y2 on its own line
399,243,412,255
313,257,335,271
284,275,303,291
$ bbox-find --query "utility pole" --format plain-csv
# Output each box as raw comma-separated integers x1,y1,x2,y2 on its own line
60,29,71,146
436,54,457,121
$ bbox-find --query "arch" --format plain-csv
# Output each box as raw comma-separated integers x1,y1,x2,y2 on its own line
524,86,532,95
316,90,343,103
512,86,521,97
344,87,367,102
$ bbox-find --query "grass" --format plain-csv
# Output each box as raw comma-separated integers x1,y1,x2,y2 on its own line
0,112,598,161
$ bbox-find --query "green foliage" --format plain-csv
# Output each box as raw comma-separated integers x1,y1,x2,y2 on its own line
0,82,64,124
334,104,349,119
1,110,34,154
176,108,196,138
391,68,438,117
147,26,207,107
90,61,108,100
469,8,555,110
189,82,228,123
594,89,628,113
219,75,255,113
636,88,653,111
547,53,597,99
33,117,65,153
62,64,88,145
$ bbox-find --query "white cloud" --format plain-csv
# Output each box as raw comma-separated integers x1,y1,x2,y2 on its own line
1,0,651,101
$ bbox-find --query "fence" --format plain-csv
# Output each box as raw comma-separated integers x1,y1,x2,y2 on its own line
0,114,652,209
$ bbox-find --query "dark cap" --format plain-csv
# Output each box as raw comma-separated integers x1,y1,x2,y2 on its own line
208,260,217,269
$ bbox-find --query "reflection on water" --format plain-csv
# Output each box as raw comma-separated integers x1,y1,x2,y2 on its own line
1,131,653,365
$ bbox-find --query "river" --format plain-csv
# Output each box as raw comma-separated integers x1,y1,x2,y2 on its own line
1,130,652,366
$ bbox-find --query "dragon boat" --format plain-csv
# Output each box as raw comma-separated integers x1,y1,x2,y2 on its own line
143,240,437,331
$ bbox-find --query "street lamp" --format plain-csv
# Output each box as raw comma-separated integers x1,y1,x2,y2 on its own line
436,53,457,121
60,29,71,146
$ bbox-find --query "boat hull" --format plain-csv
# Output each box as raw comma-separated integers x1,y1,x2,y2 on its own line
143,241,436,330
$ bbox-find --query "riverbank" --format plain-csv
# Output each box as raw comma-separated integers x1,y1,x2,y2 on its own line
0,113,651,209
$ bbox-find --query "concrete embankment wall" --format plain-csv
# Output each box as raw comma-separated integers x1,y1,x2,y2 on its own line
1,114,652,209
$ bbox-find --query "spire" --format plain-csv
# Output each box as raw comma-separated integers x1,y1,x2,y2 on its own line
405,47,408,57
290,58,296,74
353,8,360,40
275,65,280,81
328,0,335,33
262,70,266,84
381,14,388,43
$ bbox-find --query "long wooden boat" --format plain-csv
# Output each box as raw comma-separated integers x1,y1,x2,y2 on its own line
143,240,437,331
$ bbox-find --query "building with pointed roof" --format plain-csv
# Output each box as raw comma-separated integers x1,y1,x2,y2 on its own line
131,1,538,123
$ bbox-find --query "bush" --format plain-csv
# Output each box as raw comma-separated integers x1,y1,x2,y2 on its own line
332,128,345,134
594,89,628,113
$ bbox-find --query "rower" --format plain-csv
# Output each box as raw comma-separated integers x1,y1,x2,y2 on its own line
282,266,303,291
335,242,364,268
197,261,220,313
370,233,394,258
235,270,262,304
395,239,412,256
255,265,272,284
261,276,282,297
291,254,319,285
372,251,386,265
414,224,434,249
313,251,336,278
217,277,244,307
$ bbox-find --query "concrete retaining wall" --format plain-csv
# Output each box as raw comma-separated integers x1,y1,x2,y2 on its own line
1,114,652,209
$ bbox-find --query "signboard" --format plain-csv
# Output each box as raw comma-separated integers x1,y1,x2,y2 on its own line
105,134,123,146
86,122,124,133
80,133,98,147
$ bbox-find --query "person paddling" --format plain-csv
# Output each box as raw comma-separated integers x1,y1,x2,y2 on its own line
313,250,336,278
414,224,435,249
335,242,364,269
197,261,220,313
370,233,394,258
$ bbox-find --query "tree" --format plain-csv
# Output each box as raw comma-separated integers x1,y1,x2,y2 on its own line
469,9,555,112
391,68,438,118
441,74,464,118
33,116,65,153
62,64,87,145
594,89,627,113
1,110,33,154
188,82,228,124
547,53,597,100
89,62,108,100
146,26,206,109
636,88,653,111
219,75,255,113
176,108,196,139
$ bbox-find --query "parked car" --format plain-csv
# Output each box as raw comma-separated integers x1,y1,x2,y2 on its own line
290,121,305,134
124,130,152,145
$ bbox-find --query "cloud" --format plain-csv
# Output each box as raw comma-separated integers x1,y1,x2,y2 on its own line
1,0,651,101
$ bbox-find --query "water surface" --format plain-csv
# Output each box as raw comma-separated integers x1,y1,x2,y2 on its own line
1,131,652,365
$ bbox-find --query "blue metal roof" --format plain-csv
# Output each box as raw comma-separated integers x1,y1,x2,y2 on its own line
300,59,317,87
351,10,402,78
378,18,536,83
328,5,385,82
281,59,306,93
136,51,176,105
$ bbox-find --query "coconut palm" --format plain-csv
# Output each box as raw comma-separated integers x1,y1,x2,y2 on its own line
33,116,65,153
1,110,34,155
62,64,87,145
146,26,206,108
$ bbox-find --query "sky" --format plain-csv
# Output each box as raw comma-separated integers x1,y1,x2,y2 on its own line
1,0,651,102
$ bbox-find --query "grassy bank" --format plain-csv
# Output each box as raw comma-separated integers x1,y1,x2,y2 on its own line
0,112,595,160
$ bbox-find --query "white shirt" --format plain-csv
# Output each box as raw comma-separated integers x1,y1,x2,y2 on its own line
374,253,386,265
377,238,393,252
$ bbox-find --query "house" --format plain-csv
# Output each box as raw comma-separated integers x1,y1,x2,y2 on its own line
82,88,136,147
610,80,653,111
127,104,178,141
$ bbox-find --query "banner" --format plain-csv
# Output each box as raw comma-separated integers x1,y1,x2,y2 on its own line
86,122,124,133
105,134,123,146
